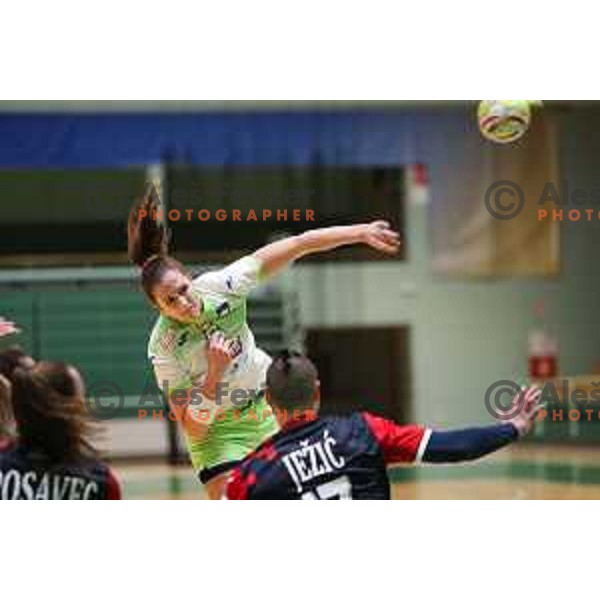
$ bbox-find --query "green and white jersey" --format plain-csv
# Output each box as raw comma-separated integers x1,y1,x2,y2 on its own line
147,255,270,423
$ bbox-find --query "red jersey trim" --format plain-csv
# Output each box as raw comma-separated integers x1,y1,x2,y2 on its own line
105,467,122,500
225,467,254,500
361,412,427,464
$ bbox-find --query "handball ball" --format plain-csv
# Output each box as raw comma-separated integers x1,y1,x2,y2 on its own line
477,100,532,144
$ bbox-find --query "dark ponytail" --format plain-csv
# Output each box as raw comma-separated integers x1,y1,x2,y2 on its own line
127,182,186,302
127,181,170,266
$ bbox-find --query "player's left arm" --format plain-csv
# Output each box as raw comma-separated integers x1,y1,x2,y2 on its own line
421,424,519,463
253,221,400,279
422,386,542,463
363,386,542,464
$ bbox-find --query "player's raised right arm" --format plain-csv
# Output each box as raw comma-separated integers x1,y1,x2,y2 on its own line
253,221,400,279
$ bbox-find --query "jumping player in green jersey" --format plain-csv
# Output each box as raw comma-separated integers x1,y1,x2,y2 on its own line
127,184,400,498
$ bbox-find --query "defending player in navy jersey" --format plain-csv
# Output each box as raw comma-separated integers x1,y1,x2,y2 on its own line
226,351,542,500
0,360,121,500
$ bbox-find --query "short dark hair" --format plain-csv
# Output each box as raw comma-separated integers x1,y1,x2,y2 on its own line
266,350,319,412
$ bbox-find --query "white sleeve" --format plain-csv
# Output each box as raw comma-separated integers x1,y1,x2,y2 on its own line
150,354,222,426
194,255,263,298
150,354,192,393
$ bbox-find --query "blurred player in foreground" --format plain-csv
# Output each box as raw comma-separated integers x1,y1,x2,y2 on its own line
226,351,542,499
128,184,400,498
0,319,28,447
0,377,13,450
0,348,35,448
0,357,121,500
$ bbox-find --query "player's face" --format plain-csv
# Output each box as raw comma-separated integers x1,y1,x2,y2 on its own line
153,270,201,323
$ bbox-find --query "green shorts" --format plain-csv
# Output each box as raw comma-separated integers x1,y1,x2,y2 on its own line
185,394,279,484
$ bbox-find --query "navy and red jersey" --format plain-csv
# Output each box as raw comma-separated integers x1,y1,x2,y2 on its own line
0,445,121,500
226,412,429,500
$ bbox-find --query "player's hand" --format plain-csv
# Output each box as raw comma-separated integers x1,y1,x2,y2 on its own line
0,318,20,338
360,221,401,254
199,332,238,402
205,332,237,376
500,386,544,437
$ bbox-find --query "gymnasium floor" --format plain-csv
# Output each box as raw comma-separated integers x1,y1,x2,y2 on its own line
115,444,600,500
